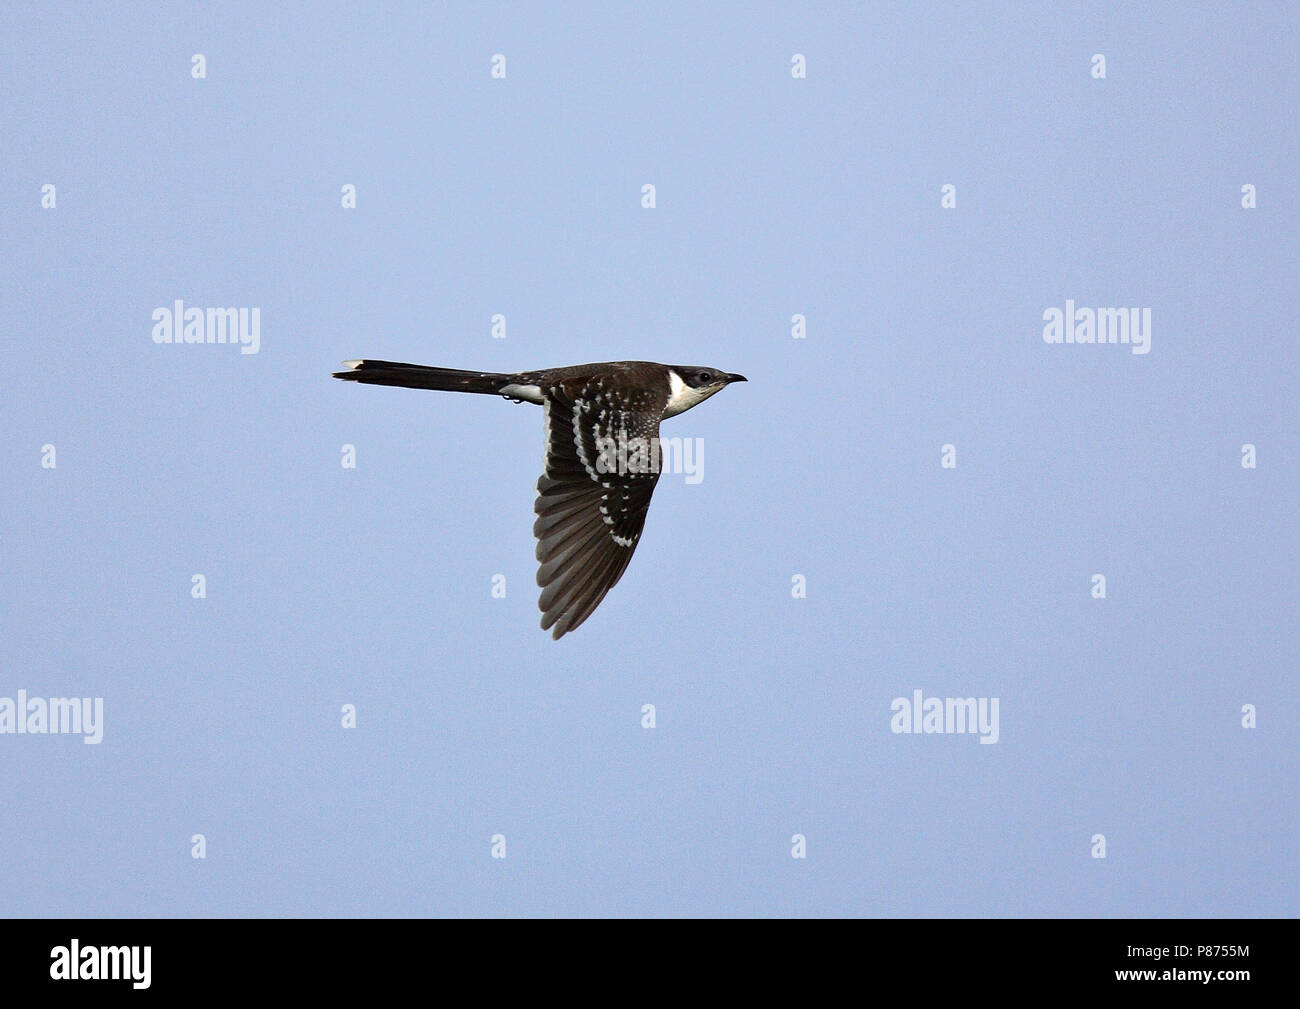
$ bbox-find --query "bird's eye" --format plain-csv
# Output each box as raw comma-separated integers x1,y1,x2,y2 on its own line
697,371,713,383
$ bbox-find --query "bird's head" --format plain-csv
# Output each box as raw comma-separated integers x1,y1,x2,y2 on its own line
664,366,747,417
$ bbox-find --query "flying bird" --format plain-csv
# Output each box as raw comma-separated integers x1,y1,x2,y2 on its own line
333,359,747,638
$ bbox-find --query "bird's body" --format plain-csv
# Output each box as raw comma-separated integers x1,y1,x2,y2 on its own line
334,358,746,638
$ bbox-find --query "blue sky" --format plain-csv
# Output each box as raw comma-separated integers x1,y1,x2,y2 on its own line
1,2,1296,916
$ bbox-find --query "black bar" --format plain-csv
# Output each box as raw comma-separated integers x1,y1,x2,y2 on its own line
0,918,1276,995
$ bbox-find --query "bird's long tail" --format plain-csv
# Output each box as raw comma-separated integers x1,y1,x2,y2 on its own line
332,359,511,395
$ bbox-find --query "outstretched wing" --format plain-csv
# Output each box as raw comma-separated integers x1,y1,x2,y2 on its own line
534,382,664,639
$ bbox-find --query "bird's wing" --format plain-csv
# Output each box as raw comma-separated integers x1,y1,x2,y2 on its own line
534,382,664,639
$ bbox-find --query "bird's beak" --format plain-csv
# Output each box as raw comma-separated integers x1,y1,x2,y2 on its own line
727,373,747,384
